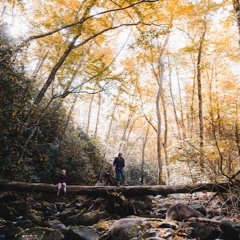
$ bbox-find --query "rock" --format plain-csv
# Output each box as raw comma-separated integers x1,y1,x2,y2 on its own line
0,221,14,239
15,219,36,229
7,200,27,216
189,204,206,216
65,226,100,240
31,202,42,211
0,203,17,221
130,196,153,213
57,207,77,220
146,238,165,240
78,210,109,226
166,203,204,221
220,220,240,240
64,210,86,226
41,202,58,213
67,197,85,208
189,222,221,240
44,219,67,232
27,209,43,225
141,221,176,239
14,227,64,240
56,202,67,212
66,210,109,226
6,227,23,239
94,219,115,233
158,228,174,238
109,218,144,240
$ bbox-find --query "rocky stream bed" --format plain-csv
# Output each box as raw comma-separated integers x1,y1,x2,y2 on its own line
0,190,239,240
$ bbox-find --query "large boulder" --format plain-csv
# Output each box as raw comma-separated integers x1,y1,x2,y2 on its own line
220,220,240,240
109,218,144,240
189,222,221,240
166,203,204,221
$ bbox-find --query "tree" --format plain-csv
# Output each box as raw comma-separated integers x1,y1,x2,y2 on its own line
233,0,240,46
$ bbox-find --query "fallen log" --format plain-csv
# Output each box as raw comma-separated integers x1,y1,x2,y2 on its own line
0,179,231,197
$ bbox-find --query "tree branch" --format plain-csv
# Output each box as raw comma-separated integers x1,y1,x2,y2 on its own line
24,0,160,43
73,22,164,49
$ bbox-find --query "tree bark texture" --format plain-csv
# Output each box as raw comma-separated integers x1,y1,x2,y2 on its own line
33,34,80,106
0,180,230,197
197,24,207,170
233,0,240,46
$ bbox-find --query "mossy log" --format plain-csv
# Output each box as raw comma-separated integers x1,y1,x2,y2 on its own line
0,179,231,197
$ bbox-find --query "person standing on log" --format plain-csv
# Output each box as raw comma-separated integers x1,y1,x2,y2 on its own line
113,152,126,186
57,169,67,196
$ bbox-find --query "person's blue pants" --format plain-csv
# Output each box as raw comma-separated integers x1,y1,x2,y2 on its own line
115,168,125,183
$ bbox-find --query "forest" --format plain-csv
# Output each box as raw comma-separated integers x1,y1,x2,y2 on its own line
1,0,240,239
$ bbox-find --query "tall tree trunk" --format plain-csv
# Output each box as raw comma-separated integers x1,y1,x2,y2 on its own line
161,88,170,184
156,62,164,184
176,67,186,140
168,60,181,140
234,98,240,161
151,35,169,184
33,0,97,106
188,52,197,139
233,0,240,46
33,34,80,106
197,24,207,170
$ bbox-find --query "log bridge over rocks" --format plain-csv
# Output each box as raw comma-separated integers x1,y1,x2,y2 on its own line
0,180,231,197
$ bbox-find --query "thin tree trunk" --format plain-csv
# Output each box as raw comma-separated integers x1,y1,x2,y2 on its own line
176,66,186,139
141,124,150,185
32,50,49,79
1,5,6,17
94,93,102,138
126,120,136,143
197,24,207,170
118,87,137,152
168,59,181,140
86,81,97,134
104,84,122,156
233,0,240,46
62,94,79,136
161,89,169,184
189,52,197,138
156,73,163,184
